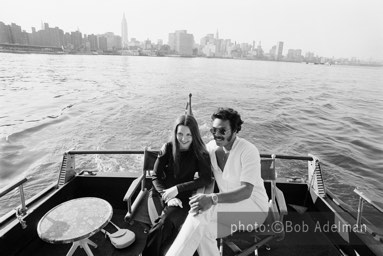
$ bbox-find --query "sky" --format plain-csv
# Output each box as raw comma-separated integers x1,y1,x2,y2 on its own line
1,0,383,60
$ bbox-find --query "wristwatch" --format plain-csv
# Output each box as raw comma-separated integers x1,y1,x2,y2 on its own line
211,193,218,205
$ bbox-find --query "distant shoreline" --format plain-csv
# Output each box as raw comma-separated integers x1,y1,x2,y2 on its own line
1,50,382,67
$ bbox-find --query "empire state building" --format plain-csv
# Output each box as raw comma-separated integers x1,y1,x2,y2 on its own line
121,13,128,49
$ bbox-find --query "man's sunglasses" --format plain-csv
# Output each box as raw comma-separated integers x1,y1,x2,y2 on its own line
210,127,228,135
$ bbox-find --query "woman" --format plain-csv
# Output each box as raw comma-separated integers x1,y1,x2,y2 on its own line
142,114,212,256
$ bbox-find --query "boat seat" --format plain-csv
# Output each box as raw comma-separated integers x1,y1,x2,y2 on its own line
123,147,159,227
220,156,288,255
123,147,214,228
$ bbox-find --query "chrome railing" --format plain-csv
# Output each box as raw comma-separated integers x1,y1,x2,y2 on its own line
354,188,383,233
0,176,29,228
1,151,315,229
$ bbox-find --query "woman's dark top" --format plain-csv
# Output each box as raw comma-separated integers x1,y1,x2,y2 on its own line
152,142,212,202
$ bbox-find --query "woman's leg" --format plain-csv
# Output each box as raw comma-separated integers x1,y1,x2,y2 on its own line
143,206,188,256
165,207,216,256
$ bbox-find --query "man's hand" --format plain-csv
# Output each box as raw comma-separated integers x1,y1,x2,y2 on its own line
162,186,178,202
167,198,183,208
189,193,213,215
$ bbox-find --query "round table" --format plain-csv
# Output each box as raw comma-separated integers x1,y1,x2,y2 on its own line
37,197,113,256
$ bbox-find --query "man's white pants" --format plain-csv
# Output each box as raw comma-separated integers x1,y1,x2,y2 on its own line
165,198,267,256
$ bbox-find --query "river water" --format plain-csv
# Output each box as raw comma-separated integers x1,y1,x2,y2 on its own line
1,53,382,216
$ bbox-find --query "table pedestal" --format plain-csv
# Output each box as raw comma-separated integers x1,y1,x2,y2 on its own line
67,238,97,256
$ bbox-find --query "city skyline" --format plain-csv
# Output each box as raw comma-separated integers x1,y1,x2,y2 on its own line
1,0,382,60
0,19,336,61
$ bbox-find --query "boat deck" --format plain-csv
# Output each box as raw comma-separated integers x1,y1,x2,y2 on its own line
17,209,147,256
220,205,343,256
254,208,342,256
4,173,379,256
15,206,343,256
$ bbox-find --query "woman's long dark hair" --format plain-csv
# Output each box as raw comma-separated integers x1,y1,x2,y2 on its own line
171,115,208,173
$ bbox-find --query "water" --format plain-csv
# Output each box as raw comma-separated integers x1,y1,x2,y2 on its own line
1,53,382,216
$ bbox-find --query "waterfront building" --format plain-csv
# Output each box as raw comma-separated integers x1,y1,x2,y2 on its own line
200,36,207,47
276,41,284,60
63,32,72,48
156,39,163,50
202,43,216,57
10,23,28,44
168,33,175,50
269,45,277,59
128,38,140,48
305,51,315,62
88,34,98,51
98,36,107,51
286,49,303,62
200,33,227,57
103,32,121,51
144,39,152,50
121,13,128,49
71,31,82,50
215,39,225,57
28,27,39,46
0,22,11,43
168,30,194,56
200,33,215,47
257,41,264,58
222,39,233,57
83,36,91,52
40,23,63,47
240,43,251,56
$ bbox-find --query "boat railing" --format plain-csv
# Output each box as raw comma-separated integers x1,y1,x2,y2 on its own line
1,150,316,230
0,176,29,228
58,151,314,185
60,151,315,185
354,188,383,232
260,154,313,161
58,150,152,187
67,150,314,161
67,150,147,155
1,151,314,203
63,151,314,181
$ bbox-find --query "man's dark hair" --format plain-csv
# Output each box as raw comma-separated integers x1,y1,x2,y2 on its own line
211,107,244,133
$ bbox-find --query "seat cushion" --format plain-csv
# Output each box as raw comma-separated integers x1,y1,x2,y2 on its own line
133,189,164,226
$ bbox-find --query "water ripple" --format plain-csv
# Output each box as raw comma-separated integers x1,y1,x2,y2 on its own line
0,54,382,215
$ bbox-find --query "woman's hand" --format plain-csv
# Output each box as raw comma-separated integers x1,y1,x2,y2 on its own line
162,186,178,202
167,198,183,208
189,193,213,215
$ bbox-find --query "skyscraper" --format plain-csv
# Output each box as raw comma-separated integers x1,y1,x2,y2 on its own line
276,41,284,61
168,30,194,56
257,41,264,58
121,13,128,49
0,22,11,43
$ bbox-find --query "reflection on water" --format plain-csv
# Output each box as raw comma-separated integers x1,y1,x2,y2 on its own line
1,53,382,215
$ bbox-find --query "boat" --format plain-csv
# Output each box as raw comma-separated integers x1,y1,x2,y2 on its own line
1,95,382,256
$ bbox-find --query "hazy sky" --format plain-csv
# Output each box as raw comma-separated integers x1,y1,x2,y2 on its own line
2,0,382,60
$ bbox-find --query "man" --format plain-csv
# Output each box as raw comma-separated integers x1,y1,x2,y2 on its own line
166,107,269,256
